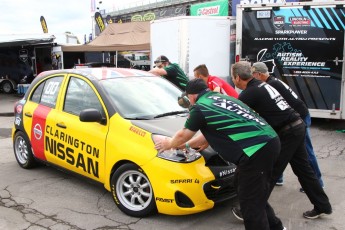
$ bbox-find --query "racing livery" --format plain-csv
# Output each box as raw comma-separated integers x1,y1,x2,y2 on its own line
12,68,236,217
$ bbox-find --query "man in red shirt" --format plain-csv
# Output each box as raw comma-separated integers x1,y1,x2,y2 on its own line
193,64,238,98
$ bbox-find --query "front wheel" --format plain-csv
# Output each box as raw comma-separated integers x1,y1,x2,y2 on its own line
13,131,37,169
111,163,157,217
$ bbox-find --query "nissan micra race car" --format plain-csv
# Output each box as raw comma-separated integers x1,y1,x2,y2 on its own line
12,68,237,217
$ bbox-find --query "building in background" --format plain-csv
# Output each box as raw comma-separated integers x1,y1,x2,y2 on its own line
93,0,228,37
93,0,319,37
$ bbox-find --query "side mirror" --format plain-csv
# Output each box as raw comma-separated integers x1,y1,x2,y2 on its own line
79,109,103,123
178,92,190,108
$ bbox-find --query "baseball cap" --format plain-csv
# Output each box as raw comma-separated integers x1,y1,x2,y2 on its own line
185,78,208,94
154,55,169,64
252,62,268,73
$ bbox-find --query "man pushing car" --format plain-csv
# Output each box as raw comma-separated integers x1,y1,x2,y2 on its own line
154,78,286,230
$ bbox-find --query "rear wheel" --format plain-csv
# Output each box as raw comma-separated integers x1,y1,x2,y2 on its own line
13,131,37,169
111,163,157,217
1,81,14,94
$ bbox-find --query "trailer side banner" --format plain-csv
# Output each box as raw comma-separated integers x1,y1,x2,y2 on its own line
237,2,345,119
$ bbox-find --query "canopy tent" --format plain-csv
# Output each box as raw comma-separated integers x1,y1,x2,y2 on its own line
61,21,150,52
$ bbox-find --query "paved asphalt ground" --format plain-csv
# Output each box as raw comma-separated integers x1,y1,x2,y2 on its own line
1,92,345,230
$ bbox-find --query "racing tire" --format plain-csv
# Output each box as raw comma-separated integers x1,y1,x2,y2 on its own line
13,131,37,169
1,81,14,94
111,163,157,217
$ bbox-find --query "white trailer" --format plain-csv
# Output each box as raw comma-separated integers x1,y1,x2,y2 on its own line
236,1,345,119
150,16,232,81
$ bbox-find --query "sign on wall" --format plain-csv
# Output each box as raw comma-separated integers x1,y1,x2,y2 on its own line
190,0,229,16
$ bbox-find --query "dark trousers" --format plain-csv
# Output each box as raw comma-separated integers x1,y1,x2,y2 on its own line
277,114,324,187
235,137,281,230
267,122,332,227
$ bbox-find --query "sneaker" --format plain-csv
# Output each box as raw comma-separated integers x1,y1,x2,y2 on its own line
276,175,284,186
282,227,287,230
303,209,332,219
232,207,244,221
275,181,284,186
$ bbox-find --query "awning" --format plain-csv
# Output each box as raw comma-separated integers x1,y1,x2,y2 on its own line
61,21,150,52
0,34,55,47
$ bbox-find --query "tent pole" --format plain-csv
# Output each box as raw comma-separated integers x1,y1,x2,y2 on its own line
115,51,118,68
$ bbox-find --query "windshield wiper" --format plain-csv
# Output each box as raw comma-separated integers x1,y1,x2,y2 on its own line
124,116,151,120
154,110,188,119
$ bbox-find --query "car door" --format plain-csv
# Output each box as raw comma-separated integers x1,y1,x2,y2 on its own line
22,75,64,161
46,74,108,182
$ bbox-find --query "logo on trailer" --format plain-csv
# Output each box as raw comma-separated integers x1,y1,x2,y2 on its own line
19,49,29,62
289,17,311,26
273,16,285,29
33,124,43,140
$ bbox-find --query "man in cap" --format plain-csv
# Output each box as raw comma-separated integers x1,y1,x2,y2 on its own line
155,78,285,230
149,55,188,90
193,64,239,98
231,61,332,221
252,61,324,190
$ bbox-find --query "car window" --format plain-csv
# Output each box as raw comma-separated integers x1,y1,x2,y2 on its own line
64,76,104,116
31,76,63,108
30,82,45,103
101,77,184,119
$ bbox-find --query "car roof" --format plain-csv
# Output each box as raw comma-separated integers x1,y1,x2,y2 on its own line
37,68,155,81
74,62,116,68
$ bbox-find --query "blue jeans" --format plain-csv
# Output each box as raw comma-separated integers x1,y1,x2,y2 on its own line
304,114,324,187
278,114,324,187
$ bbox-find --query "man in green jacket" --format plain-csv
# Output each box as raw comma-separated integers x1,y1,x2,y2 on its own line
149,55,188,90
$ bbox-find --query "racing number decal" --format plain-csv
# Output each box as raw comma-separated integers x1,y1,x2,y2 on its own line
27,76,63,161
45,81,60,95
263,84,290,111
31,105,52,160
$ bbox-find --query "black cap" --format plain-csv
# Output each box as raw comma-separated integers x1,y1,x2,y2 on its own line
185,78,208,94
154,55,169,64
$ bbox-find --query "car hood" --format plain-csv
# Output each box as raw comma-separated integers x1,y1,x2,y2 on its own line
131,115,237,180
130,116,186,137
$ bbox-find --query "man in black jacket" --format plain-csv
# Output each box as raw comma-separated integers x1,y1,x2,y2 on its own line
231,61,332,221
252,61,324,190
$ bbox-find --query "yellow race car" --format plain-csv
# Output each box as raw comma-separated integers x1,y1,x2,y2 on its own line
12,68,237,217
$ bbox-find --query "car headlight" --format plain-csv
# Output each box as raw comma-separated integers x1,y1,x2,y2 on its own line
152,134,201,163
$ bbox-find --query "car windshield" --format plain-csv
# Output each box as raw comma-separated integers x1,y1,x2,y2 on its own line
100,77,188,119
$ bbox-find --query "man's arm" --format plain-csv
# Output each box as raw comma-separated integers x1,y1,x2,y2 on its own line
155,128,196,152
213,86,221,93
209,78,224,94
149,67,167,76
188,133,209,151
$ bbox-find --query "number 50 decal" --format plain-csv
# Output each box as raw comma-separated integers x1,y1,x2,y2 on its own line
263,84,290,111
